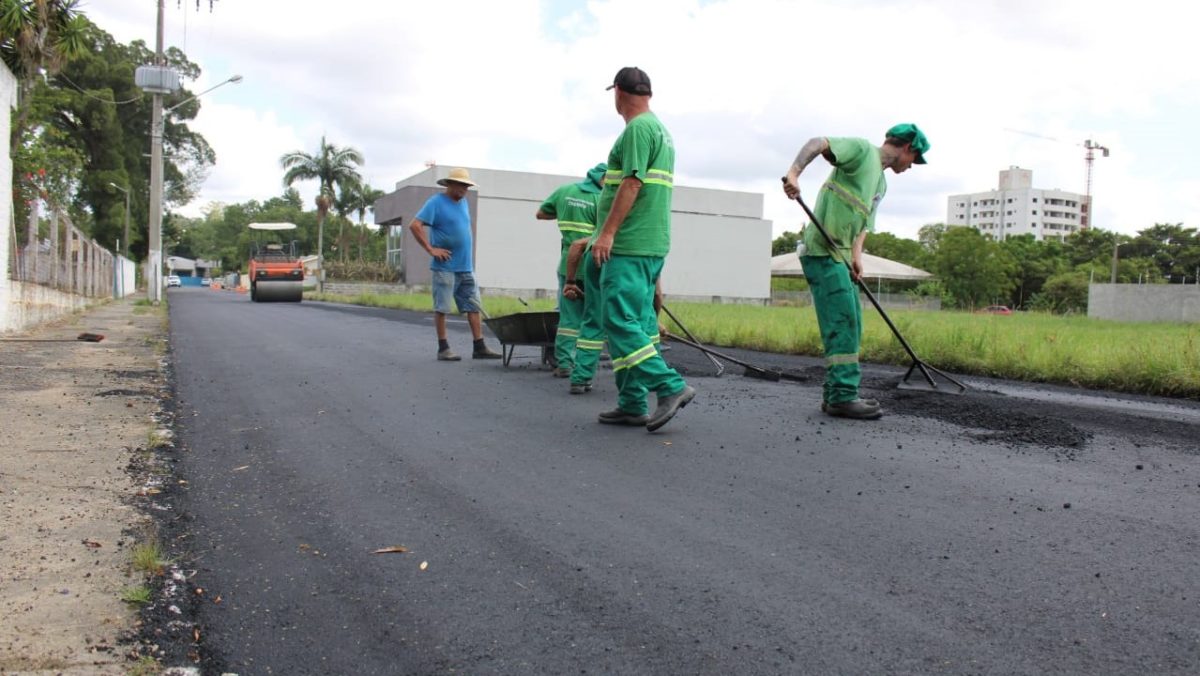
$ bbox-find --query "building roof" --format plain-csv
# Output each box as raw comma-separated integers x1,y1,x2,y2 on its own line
770,252,932,281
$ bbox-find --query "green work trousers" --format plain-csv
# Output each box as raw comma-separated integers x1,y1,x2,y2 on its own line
800,254,863,404
555,274,584,370
602,255,686,415
570,254,605,386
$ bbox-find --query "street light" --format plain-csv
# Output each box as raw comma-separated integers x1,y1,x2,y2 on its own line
108,182,130,258
145,73,242,302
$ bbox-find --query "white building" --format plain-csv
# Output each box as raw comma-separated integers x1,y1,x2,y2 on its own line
374,166,773,303
946,166,1089,242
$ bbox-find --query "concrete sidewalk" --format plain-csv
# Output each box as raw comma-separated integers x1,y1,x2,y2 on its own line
0,298,167,673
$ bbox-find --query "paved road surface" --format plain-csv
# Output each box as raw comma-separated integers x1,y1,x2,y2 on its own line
165,287,1200,675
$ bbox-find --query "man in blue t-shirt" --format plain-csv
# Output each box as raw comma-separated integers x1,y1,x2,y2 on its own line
408,167,501,361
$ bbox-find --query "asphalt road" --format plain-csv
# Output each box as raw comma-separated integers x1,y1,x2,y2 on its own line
165,287,1200,675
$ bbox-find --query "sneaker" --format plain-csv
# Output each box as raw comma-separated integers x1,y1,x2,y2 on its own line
822,399,883,420
437,349,461,361
552,367,571,378
597,408,648,426
646,385,696,432
569,382,593,395
472,346,502,360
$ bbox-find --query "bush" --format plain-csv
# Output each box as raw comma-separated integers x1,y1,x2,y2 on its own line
324,261,400,282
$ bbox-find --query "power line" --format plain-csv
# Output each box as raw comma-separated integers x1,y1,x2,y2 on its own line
54,73,144,105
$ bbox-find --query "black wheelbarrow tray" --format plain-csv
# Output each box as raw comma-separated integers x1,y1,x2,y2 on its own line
483,311,559,368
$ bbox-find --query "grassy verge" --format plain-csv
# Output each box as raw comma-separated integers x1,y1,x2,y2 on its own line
309,292,1200,399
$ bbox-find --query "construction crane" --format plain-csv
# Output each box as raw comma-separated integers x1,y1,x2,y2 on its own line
1004,128,1110,228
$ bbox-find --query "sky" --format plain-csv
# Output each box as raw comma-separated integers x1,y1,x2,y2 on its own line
83,0,1199,240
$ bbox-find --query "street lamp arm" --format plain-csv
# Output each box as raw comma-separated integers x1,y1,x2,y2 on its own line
163,74,243,115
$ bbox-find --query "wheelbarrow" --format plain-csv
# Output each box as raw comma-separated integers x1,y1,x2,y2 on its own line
482,311,559,368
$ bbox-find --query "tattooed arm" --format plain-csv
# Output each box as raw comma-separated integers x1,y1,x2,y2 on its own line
782,137,831,199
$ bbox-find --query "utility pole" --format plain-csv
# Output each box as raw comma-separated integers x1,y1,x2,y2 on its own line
146,0,166,303
1082,139,1110,230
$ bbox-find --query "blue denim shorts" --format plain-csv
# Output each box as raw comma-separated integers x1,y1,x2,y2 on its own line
431,270,482,314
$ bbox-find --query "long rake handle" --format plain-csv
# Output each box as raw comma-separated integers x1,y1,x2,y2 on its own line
781,178,964,391
661,303,724,376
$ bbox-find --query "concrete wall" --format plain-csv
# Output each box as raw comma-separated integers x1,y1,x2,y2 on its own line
375,166,772,302
1088,284,1200,323
1,281,90,332
1,62,16,330
115,255,137,298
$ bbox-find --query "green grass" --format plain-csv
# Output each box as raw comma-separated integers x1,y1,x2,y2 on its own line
130,542,170,576
127,655,161,676
311,291,1200,399
120,585,152,605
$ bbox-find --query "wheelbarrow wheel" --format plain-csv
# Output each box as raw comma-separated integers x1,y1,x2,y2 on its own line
542,346,558,368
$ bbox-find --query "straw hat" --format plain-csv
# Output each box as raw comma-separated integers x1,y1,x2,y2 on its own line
437,167,476,187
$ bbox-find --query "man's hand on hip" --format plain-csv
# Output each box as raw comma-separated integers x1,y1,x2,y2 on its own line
431,247,452,262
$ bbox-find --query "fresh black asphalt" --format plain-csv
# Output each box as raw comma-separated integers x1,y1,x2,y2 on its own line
164,287,1200,675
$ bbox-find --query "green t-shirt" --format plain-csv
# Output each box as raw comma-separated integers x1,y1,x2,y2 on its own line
597,112,675,257
539,183,600,276
803,137,887,260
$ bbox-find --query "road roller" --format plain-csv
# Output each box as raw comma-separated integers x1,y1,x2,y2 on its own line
247,222,305,302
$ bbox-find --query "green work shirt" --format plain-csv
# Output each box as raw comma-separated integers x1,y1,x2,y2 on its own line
597,112,675,257
803,137,887,260
539,183,600,276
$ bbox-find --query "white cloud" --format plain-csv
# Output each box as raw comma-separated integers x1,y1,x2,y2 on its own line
88,0,1199,238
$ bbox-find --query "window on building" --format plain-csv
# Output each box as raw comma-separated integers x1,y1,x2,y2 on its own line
1032,197,1038,203
1032,210,1037,215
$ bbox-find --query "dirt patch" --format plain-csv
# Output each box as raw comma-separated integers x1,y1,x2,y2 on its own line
0,300,166,674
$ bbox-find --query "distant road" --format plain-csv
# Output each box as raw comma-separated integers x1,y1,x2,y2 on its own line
165,287,1200,675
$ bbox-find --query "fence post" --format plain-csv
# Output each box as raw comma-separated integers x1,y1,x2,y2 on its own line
74,227,84,295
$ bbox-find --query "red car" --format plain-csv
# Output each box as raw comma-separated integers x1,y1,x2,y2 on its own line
979,305,1013,315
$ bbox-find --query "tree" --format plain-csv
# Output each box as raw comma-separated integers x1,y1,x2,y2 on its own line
1029,271,1088,314
1,0,88,147
931,227,1017,309
280,136,364,279
337,182,385,262
10,18,215,257
864,231,927,269
771,229,801,256
999,234,1064,309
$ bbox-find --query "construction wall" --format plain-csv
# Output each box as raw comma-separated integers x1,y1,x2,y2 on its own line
1088,284,1200,323
376,166,772,303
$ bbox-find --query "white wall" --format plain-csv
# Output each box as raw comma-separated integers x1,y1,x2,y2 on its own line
1,62,18,331
115,255,137,298
400,166,772,301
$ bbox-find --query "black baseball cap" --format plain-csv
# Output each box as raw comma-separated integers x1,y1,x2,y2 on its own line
606,67,652,96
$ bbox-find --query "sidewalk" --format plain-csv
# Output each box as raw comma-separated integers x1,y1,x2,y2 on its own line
0,298,167,674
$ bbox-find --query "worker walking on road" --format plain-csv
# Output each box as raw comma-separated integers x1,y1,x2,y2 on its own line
536,163,606,378
590,67,694,432
781,123,930,420
409,167,502,362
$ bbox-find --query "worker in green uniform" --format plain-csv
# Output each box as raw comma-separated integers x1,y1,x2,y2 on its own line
781,123,930,420
589,66,694,432
536,164,606,377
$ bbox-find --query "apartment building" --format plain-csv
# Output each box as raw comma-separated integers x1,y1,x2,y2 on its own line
946,166,1089,241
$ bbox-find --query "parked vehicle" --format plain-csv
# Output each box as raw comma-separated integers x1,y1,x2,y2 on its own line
979,305,1012,315
201,277,212,287
166,275,182,288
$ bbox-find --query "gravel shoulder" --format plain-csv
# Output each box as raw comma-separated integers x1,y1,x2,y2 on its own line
0,299,167,674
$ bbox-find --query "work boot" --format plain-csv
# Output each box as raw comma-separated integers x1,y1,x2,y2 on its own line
569,382,593,395
552,367,571,378
822,399,883,420
473,346,502,360
437,349,461,362
646,385,696,432
597,408,648,426
821,398,878,412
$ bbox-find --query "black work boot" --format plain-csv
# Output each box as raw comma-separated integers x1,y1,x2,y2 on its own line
597,408,648,426
822,399,883,420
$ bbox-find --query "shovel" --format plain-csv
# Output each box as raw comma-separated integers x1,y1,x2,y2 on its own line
782,178,965,394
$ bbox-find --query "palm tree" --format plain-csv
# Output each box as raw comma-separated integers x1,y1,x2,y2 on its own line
279,136,363,289
1,0,88,148
338,182,385,263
